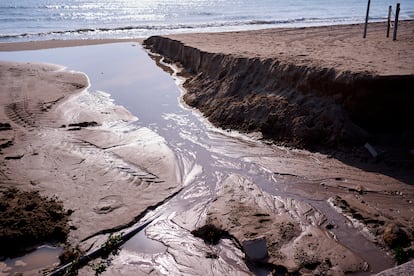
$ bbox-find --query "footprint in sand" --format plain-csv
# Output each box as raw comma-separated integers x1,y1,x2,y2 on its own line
94,195,124,214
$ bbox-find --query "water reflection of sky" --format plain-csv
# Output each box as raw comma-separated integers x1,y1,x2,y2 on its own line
0,43,182,128
3,245,62,274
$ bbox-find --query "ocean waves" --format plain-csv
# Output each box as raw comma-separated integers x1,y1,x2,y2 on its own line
0,15,391,42
1,0,413,42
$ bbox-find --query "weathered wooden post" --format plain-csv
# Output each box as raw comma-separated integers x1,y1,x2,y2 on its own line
387,5,392,37
363,0,371,38
393,3,400,41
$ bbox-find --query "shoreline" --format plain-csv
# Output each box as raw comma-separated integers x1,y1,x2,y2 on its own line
0,38,143,52
0,20,411,56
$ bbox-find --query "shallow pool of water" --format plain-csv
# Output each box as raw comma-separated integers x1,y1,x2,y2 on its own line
1,245,62,274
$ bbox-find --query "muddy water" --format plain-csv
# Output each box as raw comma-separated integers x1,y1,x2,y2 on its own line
2,246,62,274
0,43,394,274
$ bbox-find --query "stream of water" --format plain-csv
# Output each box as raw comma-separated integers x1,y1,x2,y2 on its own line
0,43,394,274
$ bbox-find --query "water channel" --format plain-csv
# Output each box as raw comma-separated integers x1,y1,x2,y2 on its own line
0,43,394,274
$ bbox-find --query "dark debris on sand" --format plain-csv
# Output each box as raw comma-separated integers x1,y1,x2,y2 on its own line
0,188,71,258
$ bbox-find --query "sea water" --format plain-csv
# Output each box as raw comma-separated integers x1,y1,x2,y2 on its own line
1,0,413,42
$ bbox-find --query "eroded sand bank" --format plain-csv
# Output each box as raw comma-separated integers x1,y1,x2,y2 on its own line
144,21,414,148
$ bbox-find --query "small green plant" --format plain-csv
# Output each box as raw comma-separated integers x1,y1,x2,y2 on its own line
93,259,108,275
101,233,123,258
393,246,408,265
63,254,81,276
90,232,124,275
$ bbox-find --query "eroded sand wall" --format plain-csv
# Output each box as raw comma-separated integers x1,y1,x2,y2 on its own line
144,36,414,147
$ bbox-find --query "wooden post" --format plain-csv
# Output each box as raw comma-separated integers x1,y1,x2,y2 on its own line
387,5,392,38
393,3,400,41
363,0,371,38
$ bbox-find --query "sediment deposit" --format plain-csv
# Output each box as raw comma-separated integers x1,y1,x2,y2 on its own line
0,61,182,256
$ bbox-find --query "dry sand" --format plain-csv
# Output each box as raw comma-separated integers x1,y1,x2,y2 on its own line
165,21,414,75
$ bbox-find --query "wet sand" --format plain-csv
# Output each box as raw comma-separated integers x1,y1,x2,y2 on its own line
0,38,143,52
0,59,182,271
1,21,414,275
143,21,414,274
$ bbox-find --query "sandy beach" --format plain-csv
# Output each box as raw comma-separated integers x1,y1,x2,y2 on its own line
1,21,414,275
162,21,414,75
